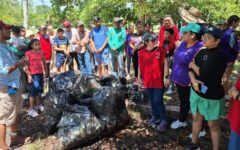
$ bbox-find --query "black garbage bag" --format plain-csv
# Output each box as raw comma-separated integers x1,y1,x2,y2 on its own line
92,87,129,133
57,104,103,150
50,71,77,93
99,75,118,86
127,84,149,103
44,91,70,134
72,74,102,98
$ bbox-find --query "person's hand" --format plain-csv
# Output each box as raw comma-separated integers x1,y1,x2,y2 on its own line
228,87,238,99
164,78,170,88
65,51,70,56
27,75,32,84
98,48,103,53
18,57,29,66
191,78,203,92
132,48,136,55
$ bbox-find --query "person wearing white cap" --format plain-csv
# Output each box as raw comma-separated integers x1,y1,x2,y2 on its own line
108,17,127,78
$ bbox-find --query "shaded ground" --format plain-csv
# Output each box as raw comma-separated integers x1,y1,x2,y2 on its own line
13,62,240,150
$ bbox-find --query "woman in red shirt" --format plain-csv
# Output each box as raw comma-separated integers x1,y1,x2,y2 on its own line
228,77,240,150
25,39,48,117
138,33,169,132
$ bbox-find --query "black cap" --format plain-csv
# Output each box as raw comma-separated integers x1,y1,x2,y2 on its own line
205,27,223,39
93,16,100,21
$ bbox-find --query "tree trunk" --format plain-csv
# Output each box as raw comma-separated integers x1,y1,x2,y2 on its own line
22,0,28,29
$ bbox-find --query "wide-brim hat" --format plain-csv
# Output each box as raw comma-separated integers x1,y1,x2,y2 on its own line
178,7,205,23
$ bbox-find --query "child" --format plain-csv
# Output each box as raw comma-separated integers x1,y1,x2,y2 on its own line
163,28,175,95
53,28,70,73
228,77,240,150
25,39,48,117
9,26,28,59
138,33,169,132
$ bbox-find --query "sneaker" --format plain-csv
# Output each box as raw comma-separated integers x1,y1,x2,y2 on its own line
170,120,187,129
22,93,29,100
147,116,160,128
188,130,206,139
165,87,173,94
37,105,44,112
28,109,39,117
184,143,200,150
157,120,168,132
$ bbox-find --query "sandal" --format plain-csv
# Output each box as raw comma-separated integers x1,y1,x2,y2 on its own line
10,136,32,147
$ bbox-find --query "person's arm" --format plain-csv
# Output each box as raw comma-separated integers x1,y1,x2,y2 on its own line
188,70,202,92
189,61,200,76
98,37,108,53
0,57,27,75
115,29,127,51
108,28,115,51
229,32,237,49
53,45,64,52
163,56,170,88
42,54,48,77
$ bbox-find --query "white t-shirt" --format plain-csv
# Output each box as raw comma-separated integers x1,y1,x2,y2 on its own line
64,28,79,52
9,36,26,47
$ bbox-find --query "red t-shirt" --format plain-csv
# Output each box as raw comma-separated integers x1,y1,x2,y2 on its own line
228,78,240,134
138,47,165,88
25,50,45,75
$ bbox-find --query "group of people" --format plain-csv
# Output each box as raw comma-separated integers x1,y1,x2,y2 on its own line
0,6,239,150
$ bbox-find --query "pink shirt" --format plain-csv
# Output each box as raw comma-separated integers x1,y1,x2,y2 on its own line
25,50,45,75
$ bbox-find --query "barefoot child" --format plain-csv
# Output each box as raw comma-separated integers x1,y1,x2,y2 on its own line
25,39,48,117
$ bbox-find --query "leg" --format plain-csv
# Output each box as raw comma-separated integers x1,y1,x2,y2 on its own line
117,54,126,77
192,112,204,144
84,51,92,75
223,63,234,94
147,88,159,119
132,52,138,78
126,54,131,75
176,84,191,122
0,124,9,149
228,130,240,150
111,53,118,77
153,88,166,121
103,65,108,76
74,52,80,70
208,120,221,150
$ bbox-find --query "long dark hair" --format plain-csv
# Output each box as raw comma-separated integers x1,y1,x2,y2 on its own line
28,39,40,50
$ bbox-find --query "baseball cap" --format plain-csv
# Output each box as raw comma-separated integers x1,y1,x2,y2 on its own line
143,33,157,42
0,21,12,30
77,21,84,26
63,20,71,28
93,16,100,22
114,17,122,22
180,22,201,33
204,27,223,39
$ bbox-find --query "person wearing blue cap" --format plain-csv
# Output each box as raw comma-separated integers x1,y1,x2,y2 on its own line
170,23,203,130
186,27,227,150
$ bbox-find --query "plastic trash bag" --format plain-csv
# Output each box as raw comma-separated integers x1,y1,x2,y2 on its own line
99,75,118,86
127,84,149,103
50,71,77,93
92,87,129,133
44,91,70,134
57,104,103,150
72,74,102,98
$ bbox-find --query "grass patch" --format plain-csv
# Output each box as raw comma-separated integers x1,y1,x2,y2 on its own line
22,138,46,150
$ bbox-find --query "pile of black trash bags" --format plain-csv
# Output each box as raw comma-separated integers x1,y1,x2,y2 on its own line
44,71,143,150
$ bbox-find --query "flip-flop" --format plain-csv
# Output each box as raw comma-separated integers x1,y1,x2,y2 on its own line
10,136,32,147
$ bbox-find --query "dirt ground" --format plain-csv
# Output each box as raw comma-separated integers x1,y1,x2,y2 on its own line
12,62,239,150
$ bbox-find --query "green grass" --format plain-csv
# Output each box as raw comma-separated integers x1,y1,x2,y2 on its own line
21,139,46,150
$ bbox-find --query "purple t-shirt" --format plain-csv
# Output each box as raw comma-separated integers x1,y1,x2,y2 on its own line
126,33,133,56
171,41,203,86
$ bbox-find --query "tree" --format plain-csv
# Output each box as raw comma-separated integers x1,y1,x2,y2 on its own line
22,0,29,28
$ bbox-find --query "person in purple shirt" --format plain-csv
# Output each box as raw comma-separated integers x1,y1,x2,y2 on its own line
170,23,203,129
221,15,240,96
125,24,134,79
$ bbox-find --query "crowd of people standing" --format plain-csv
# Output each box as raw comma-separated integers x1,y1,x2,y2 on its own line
0,6,240,150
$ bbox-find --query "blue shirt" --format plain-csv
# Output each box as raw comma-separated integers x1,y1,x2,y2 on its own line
0,43,21,88
90,25,109,53
52,36,69,46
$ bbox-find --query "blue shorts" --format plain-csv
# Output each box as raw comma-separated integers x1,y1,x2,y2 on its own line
229,130,240,150
94,52,110,65
30,74,43,97
56,53,66,68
